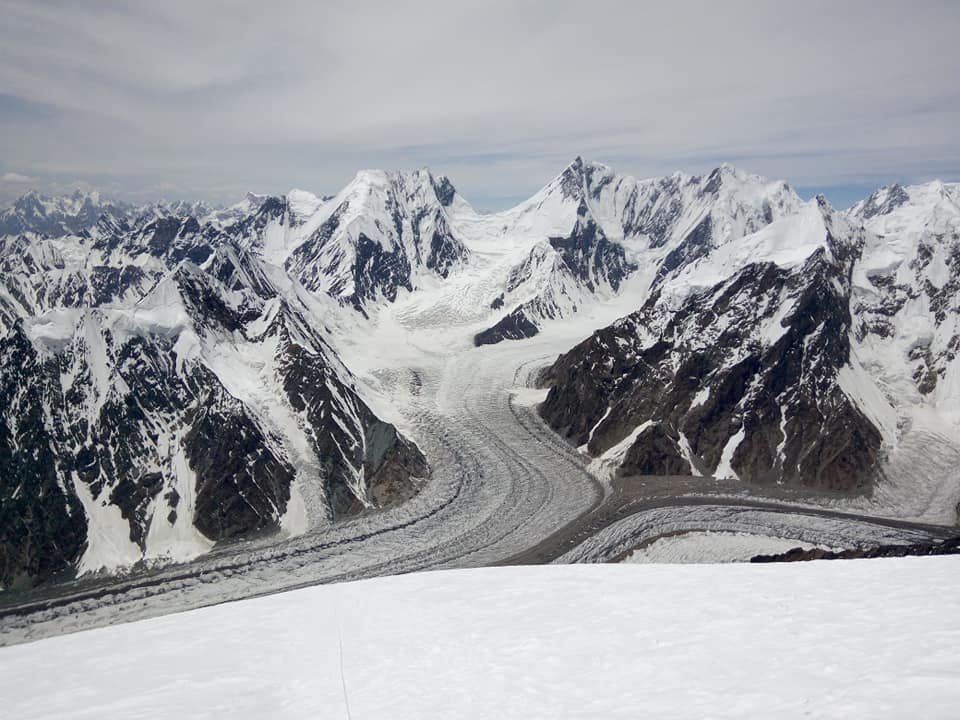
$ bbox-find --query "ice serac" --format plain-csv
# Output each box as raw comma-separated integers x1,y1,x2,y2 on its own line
540,191,891,491
284,169,469,311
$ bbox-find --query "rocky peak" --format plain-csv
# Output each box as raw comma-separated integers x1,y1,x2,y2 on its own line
853,183,911,220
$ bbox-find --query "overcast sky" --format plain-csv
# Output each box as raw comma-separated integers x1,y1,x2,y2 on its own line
1,0,957,209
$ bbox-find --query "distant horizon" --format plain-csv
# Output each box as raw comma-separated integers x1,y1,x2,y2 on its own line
1,158,954,214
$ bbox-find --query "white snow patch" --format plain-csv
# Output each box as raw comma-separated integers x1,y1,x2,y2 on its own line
143,439,214,564
72,475,142,575
509,386,549,407
623,531,822,563
714,426,745,480
589,420,652,478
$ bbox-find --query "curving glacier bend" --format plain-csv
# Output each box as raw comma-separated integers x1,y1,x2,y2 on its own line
2,159,960,641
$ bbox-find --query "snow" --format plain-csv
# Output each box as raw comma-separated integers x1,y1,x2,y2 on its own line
714,426,745,480
589,420,652,478
661,201,830,308
142,440,214,564
71,473,143,574
509,386,549,407
836,360,899,442
623,530,822,563
2,560,959,719
4,162,960,610
23,308,83,353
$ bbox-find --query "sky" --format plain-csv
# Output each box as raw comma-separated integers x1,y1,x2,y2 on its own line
1,0,958,210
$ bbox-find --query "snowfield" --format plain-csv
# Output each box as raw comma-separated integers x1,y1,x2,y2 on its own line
622,530,825,563
2,559,959,719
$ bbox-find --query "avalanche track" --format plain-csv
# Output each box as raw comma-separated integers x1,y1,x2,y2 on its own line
0,338,955,646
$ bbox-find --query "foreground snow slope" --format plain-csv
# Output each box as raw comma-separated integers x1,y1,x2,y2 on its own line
2,559,958,720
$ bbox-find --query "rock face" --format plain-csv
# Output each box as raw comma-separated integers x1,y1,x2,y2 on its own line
473,160,802,345
540,176,960,494
0,197,428,588
0,326,87,590
474,199,636,346
541,213,882,490
474,306,541,346
751,536,960,563
283,169,469,311
848,182,960,410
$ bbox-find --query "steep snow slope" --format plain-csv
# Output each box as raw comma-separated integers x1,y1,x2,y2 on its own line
0,231,427,588
284,169,469,310
540,196,880,488
540,174,960,509
382,159,804,347
850,181,960,420
2,560,958,719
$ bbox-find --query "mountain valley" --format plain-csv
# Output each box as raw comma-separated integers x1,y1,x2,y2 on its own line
1,159,958,641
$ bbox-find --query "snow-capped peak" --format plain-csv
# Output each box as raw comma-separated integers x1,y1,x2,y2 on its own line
851,180,960,235
0,189,132,238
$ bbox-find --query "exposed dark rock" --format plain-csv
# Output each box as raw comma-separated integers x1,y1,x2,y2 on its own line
285,174,468,311
186,392,295,540
431,175,457,207
751,537,960,563
655,214,713,284
109,472,164,548
617,423,692,476
279,337,427,518
549,201,636,292
558,156,586,200
474,306,540,346
0,325,86,589
540,228,883,492
0,244,430,586
858,184,911,220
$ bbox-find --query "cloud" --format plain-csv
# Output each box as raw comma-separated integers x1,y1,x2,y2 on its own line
0,0,957,208
1,171,36,183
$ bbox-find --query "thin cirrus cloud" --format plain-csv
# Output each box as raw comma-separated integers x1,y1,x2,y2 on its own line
0,0,957,209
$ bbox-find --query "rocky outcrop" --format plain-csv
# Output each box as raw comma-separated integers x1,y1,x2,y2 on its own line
540,202,887,491
285,169,468,310
0,243,428,587
474,306,541,346
0,325,86,590
279,338,426,517
548,201,636,293
751,537,960,563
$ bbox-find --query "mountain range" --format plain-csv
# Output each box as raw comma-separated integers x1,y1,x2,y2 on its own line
1,160,958,589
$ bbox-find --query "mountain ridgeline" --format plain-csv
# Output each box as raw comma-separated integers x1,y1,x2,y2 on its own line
1,161,959,587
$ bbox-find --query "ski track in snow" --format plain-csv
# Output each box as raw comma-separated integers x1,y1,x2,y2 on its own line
3,559,960,720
